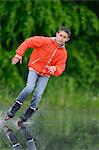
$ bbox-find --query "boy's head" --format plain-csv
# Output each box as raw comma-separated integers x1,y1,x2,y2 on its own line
56,26,71,46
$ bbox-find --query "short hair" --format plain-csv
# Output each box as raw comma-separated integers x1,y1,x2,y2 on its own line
58,26,71,38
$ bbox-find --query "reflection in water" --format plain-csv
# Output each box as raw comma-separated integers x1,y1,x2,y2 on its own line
0,107,99,150
0,110,37,150
3,123,37,150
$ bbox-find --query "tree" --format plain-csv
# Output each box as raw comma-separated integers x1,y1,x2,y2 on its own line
0,0,99,92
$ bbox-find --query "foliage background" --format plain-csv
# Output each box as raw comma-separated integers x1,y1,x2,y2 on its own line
0,0,99,92
0,0,99,150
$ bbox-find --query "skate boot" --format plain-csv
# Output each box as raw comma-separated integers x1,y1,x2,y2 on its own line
20,125,37,150
19,107,37,123
4,126,23,150
5,102,21,121
17,121,37,150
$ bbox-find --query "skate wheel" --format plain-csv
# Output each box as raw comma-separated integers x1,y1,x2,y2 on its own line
3,125,11,133
16,119,23,128
4,115,10,121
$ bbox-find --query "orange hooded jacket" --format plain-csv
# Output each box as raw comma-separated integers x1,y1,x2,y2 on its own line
15,36,67,77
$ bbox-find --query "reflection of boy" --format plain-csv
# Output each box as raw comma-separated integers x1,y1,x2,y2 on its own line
4,125,37,150
5,26,71,122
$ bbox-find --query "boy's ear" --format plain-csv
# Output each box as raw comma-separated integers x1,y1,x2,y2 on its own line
56,32,59,36
67,37,70,41
65,37,70,43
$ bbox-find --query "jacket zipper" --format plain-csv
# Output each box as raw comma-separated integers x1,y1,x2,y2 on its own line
42,48,58,74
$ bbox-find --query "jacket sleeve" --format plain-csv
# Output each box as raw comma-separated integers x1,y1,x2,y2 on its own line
15,36,49,59
54,52,67,76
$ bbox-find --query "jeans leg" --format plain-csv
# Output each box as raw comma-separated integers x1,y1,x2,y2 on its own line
16,71,38,104
27,139,37,150
30,76,49,109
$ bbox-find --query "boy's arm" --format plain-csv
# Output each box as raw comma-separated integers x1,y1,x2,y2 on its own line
13,36,48,61
54,63,66,76
52,53,67,76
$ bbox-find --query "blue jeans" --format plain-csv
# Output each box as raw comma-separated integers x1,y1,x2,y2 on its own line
16,70,49,109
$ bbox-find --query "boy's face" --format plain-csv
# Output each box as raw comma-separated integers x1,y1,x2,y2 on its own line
56,31,70,46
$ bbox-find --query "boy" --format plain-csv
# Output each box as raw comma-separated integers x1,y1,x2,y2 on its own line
5,26,71,122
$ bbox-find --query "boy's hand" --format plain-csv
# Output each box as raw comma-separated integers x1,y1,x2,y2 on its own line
11,56,22,65
46,66,56,75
